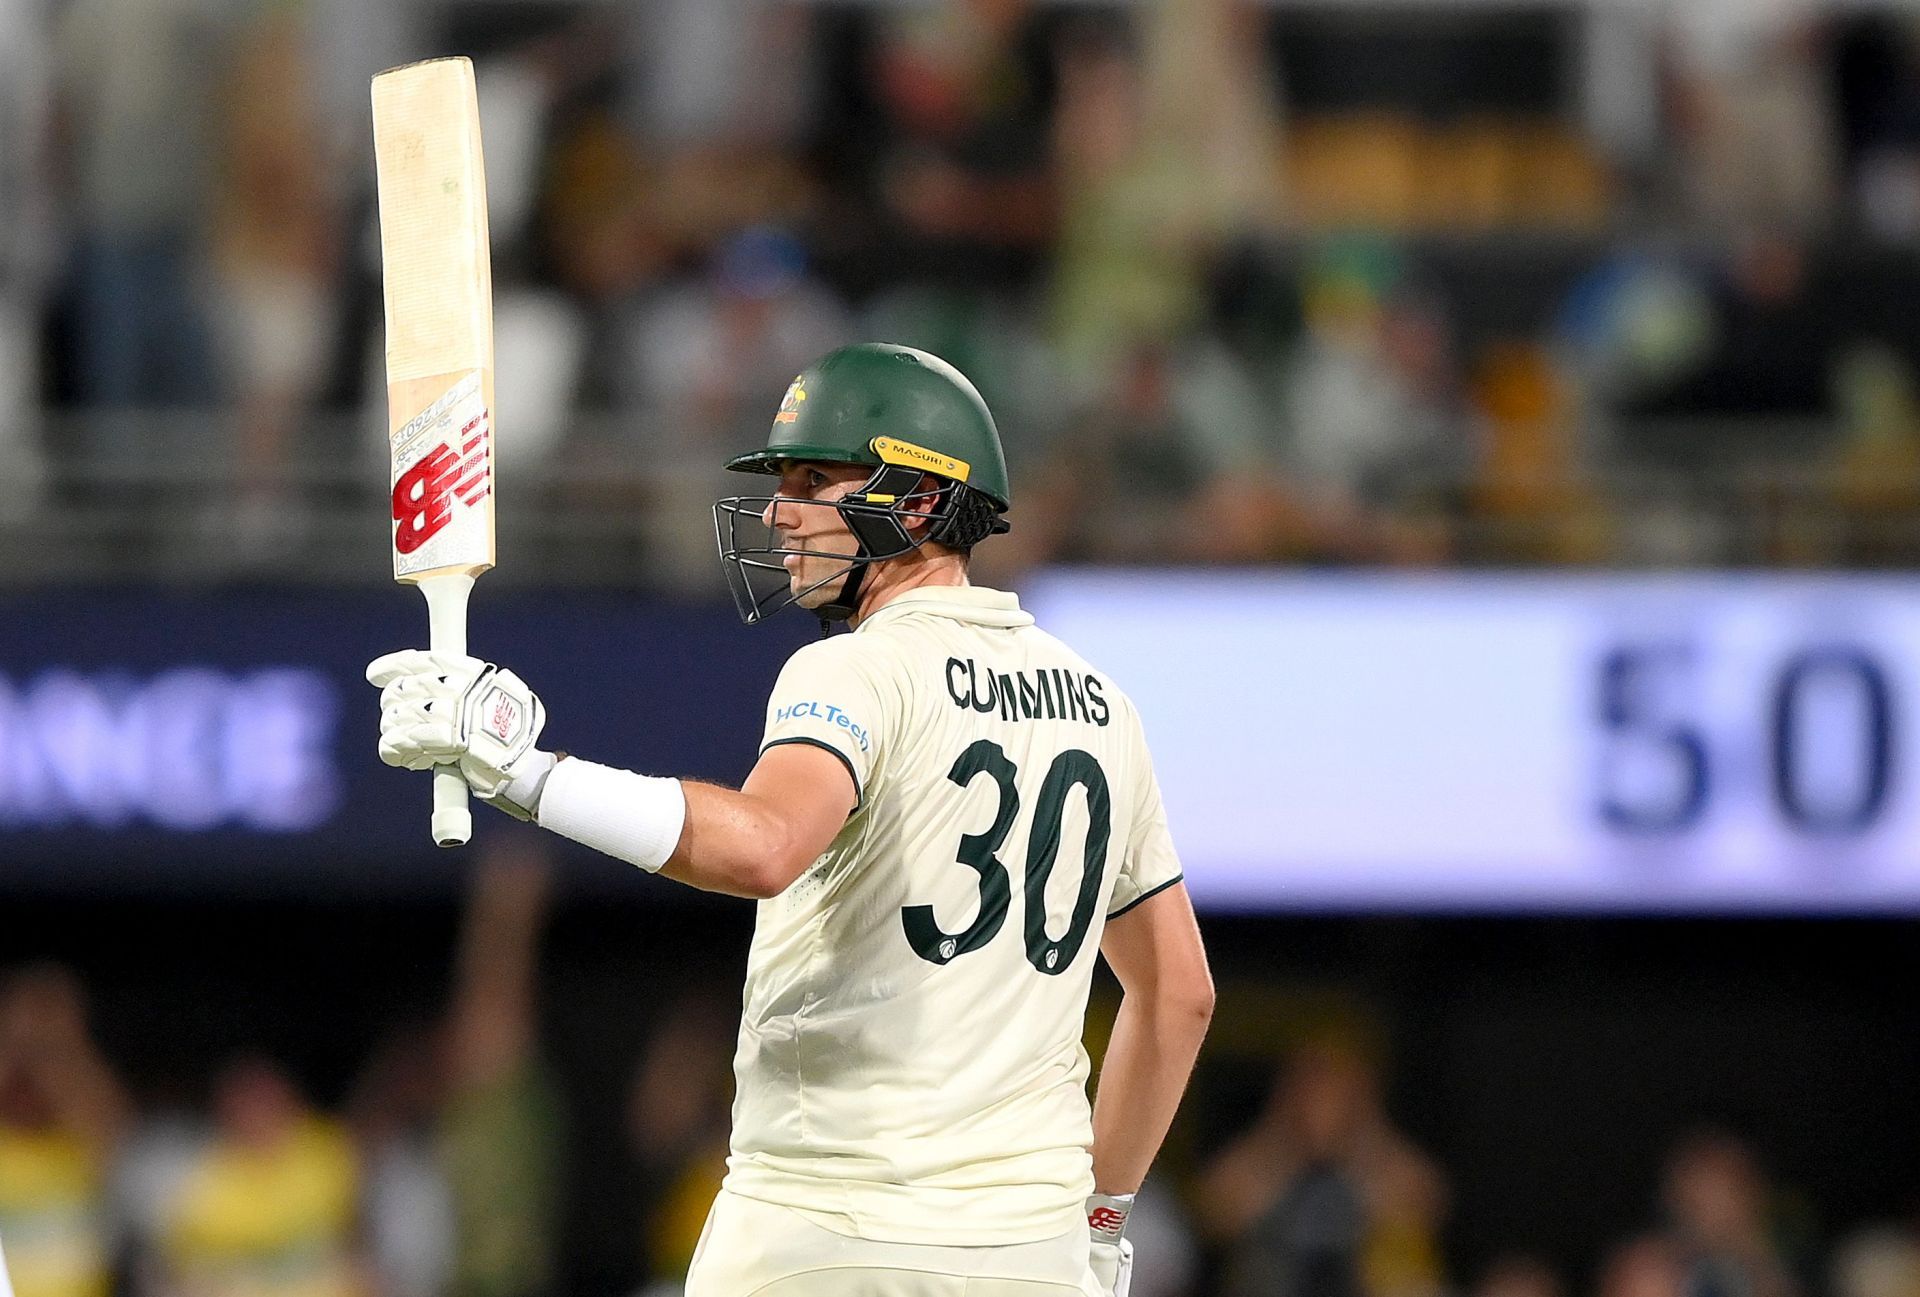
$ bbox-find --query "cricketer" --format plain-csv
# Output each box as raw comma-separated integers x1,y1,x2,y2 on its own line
368,343,1214,1295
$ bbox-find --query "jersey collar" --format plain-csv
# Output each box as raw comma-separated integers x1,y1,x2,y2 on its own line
857,585,1034,631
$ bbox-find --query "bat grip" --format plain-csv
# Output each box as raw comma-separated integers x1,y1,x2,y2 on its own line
420,572,477,847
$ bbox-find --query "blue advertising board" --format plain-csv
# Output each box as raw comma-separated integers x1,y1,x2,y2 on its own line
0,589,811,890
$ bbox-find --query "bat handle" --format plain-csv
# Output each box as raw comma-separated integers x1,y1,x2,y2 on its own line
420,572,477,847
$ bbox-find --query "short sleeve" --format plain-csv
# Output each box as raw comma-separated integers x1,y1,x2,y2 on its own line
1107,718,1184,919
760,639,886,807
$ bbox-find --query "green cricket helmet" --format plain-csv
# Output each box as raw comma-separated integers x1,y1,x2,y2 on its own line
714,343,1013,624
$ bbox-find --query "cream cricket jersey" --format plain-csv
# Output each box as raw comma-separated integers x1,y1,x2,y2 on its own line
722,586,1185,1247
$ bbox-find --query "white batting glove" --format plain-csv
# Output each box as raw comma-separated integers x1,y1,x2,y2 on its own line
1087,1193,1135,1297
366,650,549,807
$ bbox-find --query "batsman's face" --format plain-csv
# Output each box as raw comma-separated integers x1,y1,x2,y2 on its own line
763,463,867,607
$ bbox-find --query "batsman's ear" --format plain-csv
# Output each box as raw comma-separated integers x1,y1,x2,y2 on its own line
900,472,944,529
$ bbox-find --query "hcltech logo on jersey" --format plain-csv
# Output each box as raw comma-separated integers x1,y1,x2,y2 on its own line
774,700,871,752
945,658,1110,726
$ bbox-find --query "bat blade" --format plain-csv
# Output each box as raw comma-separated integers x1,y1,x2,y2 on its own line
373,56,496,585
373,56,497,847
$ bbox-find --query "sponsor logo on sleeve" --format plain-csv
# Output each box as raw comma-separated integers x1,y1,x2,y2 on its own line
773,700,870,752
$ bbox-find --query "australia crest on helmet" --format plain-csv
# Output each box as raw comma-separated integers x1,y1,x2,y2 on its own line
774,375,807,425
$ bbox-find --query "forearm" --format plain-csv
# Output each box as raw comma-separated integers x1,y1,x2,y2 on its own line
1090,990,1211,1194
529,757,798,900
658,781,807,899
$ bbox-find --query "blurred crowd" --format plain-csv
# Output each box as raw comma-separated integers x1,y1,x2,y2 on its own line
8,0,1920,578
6,848,1920,1297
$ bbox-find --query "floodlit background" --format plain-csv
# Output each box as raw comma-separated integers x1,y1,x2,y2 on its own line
4,1,1920,1295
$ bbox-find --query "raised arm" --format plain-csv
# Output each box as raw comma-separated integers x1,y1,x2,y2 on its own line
367,641,867,899
0,965,131,1155
661,744,856,899
500,741,855,901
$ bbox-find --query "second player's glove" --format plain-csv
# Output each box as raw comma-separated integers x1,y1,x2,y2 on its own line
367,650,549,810
1087,1192,1135,1297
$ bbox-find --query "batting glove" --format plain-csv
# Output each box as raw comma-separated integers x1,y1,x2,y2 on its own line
1087,1193,1135,1297
367,650,549,807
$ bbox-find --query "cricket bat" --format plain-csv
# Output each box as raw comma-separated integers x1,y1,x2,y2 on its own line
372,57,496,848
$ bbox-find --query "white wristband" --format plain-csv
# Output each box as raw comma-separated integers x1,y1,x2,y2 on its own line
535,758,686,873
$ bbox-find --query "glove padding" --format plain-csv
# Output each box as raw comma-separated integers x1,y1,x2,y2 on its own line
1087,1192,1134,1297
367,650,546,800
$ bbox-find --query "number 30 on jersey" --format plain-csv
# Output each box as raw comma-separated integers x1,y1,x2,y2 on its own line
903,741,1111,976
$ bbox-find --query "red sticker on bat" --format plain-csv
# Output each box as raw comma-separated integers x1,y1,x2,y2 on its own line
392,443,460,554
388,374,492,576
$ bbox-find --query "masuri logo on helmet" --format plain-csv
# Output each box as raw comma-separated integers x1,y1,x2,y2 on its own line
871,437,970,483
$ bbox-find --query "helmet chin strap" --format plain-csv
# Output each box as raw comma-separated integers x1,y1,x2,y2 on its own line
816,561,867,627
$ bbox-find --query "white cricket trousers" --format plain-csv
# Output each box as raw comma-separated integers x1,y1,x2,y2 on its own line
684,1189,1099,1296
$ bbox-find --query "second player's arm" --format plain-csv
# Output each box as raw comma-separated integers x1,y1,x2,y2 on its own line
1091,881,1215,1195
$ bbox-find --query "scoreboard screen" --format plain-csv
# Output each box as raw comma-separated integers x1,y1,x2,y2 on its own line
1027,571,1920,913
